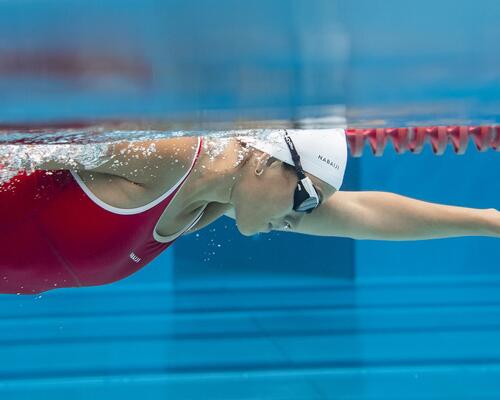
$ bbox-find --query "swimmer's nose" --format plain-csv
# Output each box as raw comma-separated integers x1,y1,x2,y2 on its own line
272,214,302,230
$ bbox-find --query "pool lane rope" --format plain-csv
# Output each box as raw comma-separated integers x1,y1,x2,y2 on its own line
0,123,498,158
345,125,500,157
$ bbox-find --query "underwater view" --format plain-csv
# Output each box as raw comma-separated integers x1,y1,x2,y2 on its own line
0,0,499,399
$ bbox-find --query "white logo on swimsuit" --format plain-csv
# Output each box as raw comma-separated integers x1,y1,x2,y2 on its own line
318,155,340,170
129,252,142,263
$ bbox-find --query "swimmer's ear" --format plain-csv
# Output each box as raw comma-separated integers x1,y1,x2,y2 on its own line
255,156,282,176
266,156,281,167
253,152,272,176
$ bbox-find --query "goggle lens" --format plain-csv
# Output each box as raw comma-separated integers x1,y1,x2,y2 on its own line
293,179,320,213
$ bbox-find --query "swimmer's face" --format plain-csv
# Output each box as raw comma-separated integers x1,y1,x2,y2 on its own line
231,152,336,236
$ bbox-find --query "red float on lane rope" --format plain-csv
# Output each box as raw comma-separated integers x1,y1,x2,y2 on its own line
345,125,499,157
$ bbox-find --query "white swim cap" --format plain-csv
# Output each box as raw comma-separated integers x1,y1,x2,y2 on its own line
243,128,348,190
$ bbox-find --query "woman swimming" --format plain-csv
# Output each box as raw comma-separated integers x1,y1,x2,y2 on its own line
1,129,498,294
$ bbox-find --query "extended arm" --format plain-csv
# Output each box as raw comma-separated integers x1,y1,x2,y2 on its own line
294,191,499,240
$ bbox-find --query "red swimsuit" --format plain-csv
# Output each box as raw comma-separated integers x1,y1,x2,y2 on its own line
0,137,203,294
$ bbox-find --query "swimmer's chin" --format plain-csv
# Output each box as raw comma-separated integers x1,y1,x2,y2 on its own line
236,226,258,237
236,223,270,236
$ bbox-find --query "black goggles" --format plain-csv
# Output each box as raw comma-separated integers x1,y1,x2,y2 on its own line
283,130,321,214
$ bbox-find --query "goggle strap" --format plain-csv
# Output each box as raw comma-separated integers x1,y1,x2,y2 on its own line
283,130,307,180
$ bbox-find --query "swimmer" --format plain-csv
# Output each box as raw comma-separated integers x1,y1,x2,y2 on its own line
0,129,498,294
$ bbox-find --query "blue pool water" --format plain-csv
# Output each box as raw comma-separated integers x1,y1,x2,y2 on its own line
0,1,499,399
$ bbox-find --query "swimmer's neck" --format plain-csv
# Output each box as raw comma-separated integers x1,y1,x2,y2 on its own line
184,137,247,208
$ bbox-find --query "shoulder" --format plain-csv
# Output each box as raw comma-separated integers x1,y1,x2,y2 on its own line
88,136,202,188
148,136,202,189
